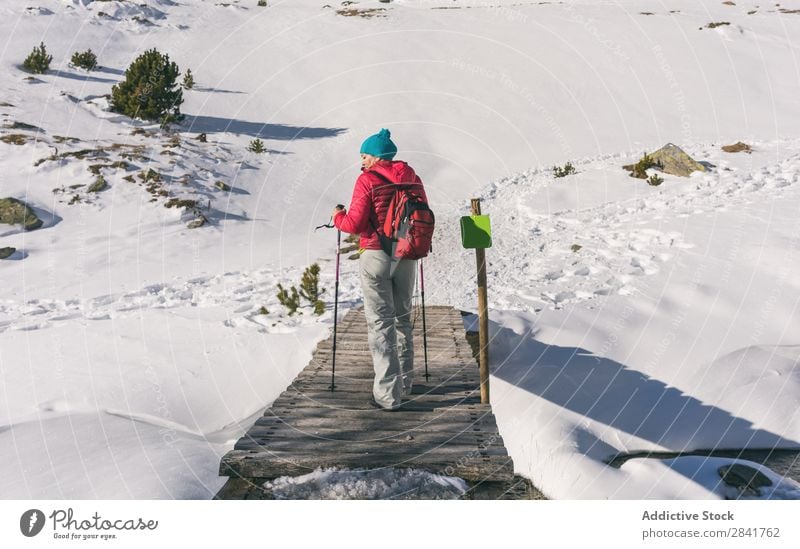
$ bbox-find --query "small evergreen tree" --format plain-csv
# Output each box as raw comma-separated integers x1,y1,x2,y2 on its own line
248,138,266,153
181,69,195,89
23,42,52,74
313,300,325,316
71,49,98,71
631,152,662,179
552,162,576,178
277,283,300,315
258,0,268,6
110,48,183,124
647,173,664,186
299,263,324,303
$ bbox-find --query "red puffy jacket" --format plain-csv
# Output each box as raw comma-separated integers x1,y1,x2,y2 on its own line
334,160,427,251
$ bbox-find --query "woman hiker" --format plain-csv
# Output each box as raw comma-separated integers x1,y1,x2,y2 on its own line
332,129,428,412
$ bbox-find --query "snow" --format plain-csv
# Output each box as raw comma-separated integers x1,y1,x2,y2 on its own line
1,0,799,499
263,467,469,500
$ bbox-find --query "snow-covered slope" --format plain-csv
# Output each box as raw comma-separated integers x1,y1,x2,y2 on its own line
1,0,799,499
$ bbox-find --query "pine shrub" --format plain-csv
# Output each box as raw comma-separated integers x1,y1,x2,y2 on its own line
110,48,183,124
23,42,52,74
71,49,98,71
258,0,268,6
277,283,300,315
647,173,664,186
299,263,324,303
313,300,325,316
181,69,195,89
248,138,266,153
631,152,662,179
553,162,576,178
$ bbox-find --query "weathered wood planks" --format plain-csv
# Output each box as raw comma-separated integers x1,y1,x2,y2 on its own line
216,305,542,499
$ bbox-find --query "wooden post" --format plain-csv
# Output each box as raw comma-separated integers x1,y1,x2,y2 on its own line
471,198,490,404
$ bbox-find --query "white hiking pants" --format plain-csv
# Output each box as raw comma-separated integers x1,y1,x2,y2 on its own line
359,249,416,409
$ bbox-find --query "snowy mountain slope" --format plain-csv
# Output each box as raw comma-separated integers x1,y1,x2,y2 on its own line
3,0,800,301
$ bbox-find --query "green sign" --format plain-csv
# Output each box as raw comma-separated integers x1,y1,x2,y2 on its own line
460,215,492,249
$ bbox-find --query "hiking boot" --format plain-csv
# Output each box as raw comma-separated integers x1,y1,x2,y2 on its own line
369,396,401,412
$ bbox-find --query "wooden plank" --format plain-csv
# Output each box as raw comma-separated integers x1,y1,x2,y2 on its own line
462,476,547,500
295,375,477,387
285,385,481,397
213,478,258,500
268,393,488,406
255,408,497,422
242,424,505,441
266,402,485,416
223,446,511,463
315,355,475,363
300,359,476,370
220,451,515,482
273,400,485,413
314,336,467,344
299,362,476,372
310,350,474,360
232,436,510,456
244,422,503,437
276,393,483,408
251,423,500,439
292,370,479,384
288,381,482,395
266,400,489,415
252,415,502,433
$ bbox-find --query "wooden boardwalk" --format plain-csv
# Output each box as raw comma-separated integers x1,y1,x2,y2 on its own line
215,305,543,499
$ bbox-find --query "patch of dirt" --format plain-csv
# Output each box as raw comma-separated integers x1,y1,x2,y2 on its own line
336,7,387,18
0,134,29,145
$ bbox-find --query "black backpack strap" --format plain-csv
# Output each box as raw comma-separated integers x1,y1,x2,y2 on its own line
366,171,395,257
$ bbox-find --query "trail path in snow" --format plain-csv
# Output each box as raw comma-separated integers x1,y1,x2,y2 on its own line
430,139,800,312
2,139,798,333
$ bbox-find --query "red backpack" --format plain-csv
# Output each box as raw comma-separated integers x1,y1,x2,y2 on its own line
371,176,435,260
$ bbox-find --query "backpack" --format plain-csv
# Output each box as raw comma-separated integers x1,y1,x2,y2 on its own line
371,175,435,260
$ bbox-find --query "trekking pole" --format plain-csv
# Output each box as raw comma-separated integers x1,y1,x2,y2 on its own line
330,228,341,392
314,210,344,392
420,259,430,381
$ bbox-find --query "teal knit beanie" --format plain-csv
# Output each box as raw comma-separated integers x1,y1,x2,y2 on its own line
360,128,397,160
